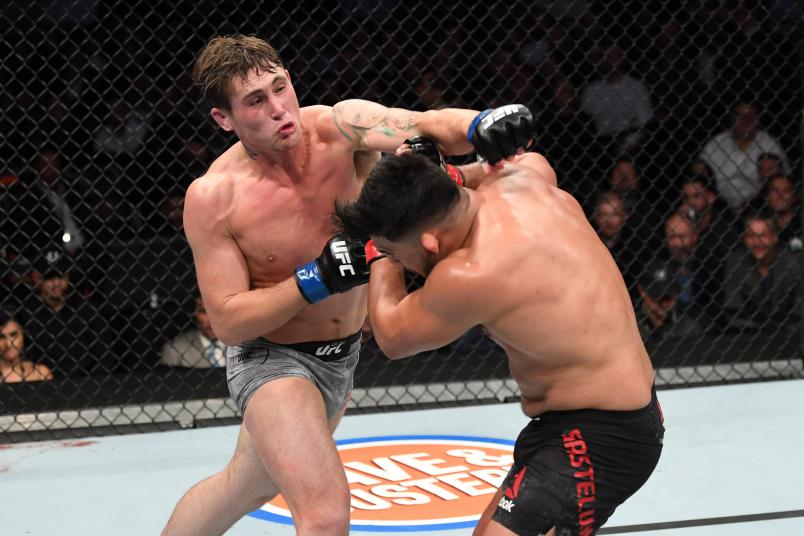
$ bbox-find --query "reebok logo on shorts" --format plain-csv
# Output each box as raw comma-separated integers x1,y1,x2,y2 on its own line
498,466,526,513
498,495,515,512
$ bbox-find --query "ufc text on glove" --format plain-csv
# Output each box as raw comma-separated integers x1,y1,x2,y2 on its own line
295,234,369,304
466,104,536,165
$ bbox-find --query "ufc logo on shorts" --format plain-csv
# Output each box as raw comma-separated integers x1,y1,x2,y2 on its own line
315,342,344,356
331,240,355,276
481,104,521,129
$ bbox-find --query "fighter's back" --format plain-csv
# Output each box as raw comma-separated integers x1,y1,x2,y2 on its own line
467,165,654,415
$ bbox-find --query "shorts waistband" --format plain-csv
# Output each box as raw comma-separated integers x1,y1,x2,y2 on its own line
532,385,659,422
259,331,362,361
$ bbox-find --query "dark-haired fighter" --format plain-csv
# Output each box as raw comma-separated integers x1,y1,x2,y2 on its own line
336,151,664,535
161,34,535,536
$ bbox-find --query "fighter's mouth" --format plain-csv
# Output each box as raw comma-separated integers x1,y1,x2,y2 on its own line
278,122,296,136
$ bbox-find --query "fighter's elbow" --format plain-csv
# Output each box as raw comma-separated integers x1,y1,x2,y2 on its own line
416,110,471,154
217,333,243,348
372,328,414,360
380,344,411,361
209,317,242,347
214,326,241,348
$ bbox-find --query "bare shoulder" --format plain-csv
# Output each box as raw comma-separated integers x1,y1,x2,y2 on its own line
308,104,344,144
307,103,362,148
421,255,499,318
304,104,332,126
183,170,234,233
331,99,389,128
509,153,557,187
482,158,557,195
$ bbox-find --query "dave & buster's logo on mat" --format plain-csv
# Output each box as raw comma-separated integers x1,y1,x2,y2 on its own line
249,435,514,531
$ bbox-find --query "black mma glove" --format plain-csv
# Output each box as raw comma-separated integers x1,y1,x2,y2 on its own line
404,136,464,186
295,234,369,303
466,104,536,165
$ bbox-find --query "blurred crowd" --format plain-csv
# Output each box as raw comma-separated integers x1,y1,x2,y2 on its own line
1,0,801,382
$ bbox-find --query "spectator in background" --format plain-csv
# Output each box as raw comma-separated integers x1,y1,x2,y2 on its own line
761,175,801,252
635,259,707,346
636,15,711,186
516,7,561,80
537,75,596,196
0,311,53,383
756,153,784,185
643,17,705,122
92,89,152,158
20,248,109,376
89,85,152,225
580,42,654,155
1,254,39,316
590,191,641,292
689,158,714,182
724,210,800,331
145,187,186,237
662,212,723,324
7,145,89,258
3,145,135,288
413,69,453,111
606,156,667,230
698,100,790,214
160,296,226,368
676,172,739,259
159,190,185,233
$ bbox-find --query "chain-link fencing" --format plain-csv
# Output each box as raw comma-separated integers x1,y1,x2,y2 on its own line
1,1,802,441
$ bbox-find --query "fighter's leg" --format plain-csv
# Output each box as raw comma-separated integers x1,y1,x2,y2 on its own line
244,376,351,536
474,489,559,535
161,424,279,536
477,521,556,536
473,488,508,535
327,391,351,432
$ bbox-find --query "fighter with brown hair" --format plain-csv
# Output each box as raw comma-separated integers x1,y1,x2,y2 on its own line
161,34,535,535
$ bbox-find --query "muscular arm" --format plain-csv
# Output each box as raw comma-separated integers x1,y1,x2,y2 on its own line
184,179,308,347
367,259,482,359
325,99,478,155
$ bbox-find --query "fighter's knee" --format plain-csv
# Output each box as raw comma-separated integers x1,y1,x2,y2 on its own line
295,508,350,536
221,459,277,505
293,489,350,535
244,491,279,513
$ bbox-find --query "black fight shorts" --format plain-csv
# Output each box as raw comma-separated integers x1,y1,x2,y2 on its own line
492,388,664,535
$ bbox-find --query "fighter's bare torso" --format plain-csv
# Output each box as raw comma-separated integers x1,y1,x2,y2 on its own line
445,167,654,415
194,106,367,343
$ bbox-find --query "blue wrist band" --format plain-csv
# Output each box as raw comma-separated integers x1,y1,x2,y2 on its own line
295,261,330,303
467,109,492,143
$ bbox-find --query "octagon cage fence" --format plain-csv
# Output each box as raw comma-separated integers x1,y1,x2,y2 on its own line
1,0,802,442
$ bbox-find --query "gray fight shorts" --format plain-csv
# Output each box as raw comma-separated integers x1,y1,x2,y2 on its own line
226,332,361,420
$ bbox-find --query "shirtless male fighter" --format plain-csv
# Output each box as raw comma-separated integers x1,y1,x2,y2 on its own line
335,116,664,535
160,35,535,536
